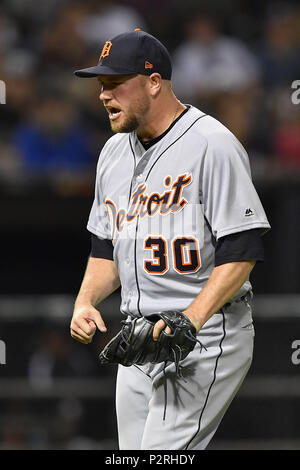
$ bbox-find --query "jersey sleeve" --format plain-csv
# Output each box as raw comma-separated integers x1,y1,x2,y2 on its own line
201,132,270,241
86,155,112,240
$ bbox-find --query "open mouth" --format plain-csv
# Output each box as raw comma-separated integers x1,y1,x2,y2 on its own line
106,106,122,121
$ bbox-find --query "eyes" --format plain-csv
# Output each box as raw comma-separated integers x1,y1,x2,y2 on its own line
98,75,137,91
98,79,126,90
99,81,119,90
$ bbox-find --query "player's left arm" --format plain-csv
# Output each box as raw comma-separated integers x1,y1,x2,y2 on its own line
153,260,255,338
154,227,263,338
181,260,255,333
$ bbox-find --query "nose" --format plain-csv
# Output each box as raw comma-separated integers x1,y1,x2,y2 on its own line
99,84,112,102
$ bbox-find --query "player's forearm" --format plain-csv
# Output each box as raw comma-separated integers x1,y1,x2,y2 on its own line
183,260,256,331
75,256,120,308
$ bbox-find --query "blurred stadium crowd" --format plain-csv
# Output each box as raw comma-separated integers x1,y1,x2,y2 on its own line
0,0,300,196
1,0,300,450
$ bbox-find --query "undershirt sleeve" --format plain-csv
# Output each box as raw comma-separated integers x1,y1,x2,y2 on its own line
215,228,264,266
91,230,264,265
90,233,114,260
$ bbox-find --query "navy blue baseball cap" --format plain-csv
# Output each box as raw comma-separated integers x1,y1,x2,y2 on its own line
74,29,172,80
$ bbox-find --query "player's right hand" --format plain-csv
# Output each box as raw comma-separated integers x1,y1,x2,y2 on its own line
70,304,107,344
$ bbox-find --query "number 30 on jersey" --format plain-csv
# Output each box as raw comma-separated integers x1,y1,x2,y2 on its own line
144,236,200,274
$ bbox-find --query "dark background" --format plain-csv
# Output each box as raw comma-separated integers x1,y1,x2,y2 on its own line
0,0,300,450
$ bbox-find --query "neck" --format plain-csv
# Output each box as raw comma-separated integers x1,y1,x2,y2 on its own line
137,98,186,142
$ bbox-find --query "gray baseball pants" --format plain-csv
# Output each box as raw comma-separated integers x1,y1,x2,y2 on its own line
116,299,254,450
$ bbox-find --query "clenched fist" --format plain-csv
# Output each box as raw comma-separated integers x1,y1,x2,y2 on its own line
70,304,107,344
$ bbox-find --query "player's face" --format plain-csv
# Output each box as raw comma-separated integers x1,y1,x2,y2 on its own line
98,74,151,134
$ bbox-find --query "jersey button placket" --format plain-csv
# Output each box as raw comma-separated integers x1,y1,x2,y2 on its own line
133,154,149,184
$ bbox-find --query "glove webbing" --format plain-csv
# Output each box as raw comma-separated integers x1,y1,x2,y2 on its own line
162,336,207,421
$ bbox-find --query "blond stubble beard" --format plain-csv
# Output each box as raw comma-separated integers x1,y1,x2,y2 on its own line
110,95,151,134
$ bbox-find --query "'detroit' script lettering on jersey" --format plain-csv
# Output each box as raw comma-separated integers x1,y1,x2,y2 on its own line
106,173,192,233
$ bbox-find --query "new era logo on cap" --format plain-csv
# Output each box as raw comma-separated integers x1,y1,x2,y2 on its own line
145,61,153,69
74,29,172,80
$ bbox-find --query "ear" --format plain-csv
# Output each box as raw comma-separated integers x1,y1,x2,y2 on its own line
148,73,162,97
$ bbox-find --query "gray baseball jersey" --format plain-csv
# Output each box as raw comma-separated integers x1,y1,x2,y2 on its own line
87,105,270,316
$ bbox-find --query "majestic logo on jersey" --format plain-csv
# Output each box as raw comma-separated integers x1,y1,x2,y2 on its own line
106,173,192,233
245,208,254,217
99,41,112,61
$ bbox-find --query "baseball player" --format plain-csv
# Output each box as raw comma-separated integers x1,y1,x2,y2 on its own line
70,29,270,450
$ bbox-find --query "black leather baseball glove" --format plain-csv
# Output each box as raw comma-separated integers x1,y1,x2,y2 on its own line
98,310,199,373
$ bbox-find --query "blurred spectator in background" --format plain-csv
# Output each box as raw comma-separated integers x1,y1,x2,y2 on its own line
0,7,19,54
3,0,63,27
271,89,300,174
171,7,263,152
40,1,92,75
255,3,300,89
0,46,38,183
172,9,260,105
252,4,300,177
0,50,37,137
76,0,146,47
12,88,95,193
